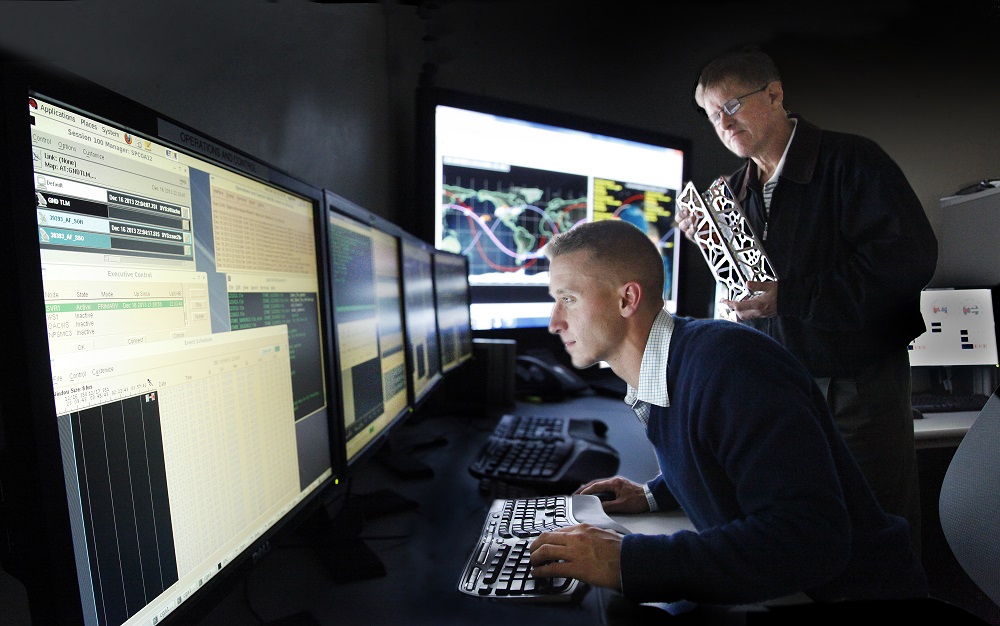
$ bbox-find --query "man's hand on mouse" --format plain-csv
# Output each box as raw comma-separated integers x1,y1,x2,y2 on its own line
575,477,649,513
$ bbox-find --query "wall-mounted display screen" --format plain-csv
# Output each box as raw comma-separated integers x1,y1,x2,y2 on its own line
420,88,690,330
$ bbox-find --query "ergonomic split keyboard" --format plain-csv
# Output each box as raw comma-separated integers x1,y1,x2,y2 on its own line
458,494,630,601
468,414,619,494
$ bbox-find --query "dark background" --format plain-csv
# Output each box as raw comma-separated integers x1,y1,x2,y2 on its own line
2,0,997,317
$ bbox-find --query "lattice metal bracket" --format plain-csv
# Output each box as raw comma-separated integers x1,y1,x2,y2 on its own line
677,178,777,318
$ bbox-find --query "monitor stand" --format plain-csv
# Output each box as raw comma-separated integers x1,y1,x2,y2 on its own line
375,431,448,479
300,488,418,584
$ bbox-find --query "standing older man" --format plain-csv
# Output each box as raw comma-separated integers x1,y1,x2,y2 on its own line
676,46,937,551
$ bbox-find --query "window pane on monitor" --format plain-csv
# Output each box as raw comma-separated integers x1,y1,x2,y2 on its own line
327,208,409,465
433,249,473,372
401,237,443,404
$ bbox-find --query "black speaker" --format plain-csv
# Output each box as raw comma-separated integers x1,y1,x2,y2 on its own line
440,338,517,413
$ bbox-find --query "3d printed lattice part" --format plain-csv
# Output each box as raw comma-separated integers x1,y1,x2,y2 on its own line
677,178,777,318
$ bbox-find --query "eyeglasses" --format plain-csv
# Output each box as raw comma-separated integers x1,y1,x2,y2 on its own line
706,84,769,127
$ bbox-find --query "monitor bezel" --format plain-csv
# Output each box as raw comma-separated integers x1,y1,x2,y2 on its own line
0,54,345,625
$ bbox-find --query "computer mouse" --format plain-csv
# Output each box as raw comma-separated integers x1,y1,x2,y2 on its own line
592,491,616,502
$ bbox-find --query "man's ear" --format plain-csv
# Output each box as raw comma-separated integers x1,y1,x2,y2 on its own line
768,80,784,110
619,281,642,318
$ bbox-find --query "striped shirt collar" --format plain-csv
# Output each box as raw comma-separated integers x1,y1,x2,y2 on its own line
625,309,673,424
760,117,798,187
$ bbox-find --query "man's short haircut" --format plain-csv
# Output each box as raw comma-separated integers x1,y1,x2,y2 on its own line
545,219,664,309
695,45,782,109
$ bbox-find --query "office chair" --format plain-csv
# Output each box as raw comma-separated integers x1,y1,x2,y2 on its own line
746,393,1000,626
939,390,1000,618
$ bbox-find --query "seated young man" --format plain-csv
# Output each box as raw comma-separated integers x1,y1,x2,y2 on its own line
528,219,927,605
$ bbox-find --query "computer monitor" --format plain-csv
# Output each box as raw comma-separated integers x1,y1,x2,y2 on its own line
324,191,412,467
0,58,342,625
399,232,444,408
433,248,474,373
416,87,691,331
909,287,1000,367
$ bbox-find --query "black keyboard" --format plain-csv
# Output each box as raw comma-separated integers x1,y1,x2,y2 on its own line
457,494,630,601
468,414,619,493
912,393,990,414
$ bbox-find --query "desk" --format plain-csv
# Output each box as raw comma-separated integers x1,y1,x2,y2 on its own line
190,395,710,625
190,395,973,625
913,411,978,449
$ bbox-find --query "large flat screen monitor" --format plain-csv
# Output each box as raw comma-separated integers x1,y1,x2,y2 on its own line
433,248,474,373
909,287,1000,367
324,192,412,467
400,232,444,408
417,88,690,331
0,59,341,625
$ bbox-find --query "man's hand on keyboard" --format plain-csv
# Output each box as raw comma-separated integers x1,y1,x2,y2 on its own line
576,476,649,513
528,524,624,591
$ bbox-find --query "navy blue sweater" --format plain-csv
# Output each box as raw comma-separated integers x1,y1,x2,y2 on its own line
619,316,927,604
